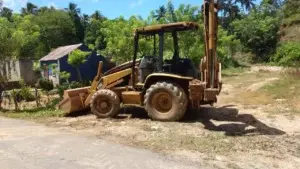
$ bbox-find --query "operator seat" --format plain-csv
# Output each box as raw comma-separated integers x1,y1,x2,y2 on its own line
138,56,157,83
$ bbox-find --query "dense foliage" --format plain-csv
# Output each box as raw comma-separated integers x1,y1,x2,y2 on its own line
0,0,299,70
68,49,91,81
272,42,300,66
232,2,281,61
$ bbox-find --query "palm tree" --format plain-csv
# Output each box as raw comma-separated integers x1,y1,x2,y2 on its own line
21,2,38,15
228,4,240,20
166,0,177,22
0,7,13,21
0,0,3,10
262,0,283,8
236,0,255,11
218,0,242,29
82,14,89,29
66,2,84,42
66,2,80,17
91,10,105,20
154,5,167,21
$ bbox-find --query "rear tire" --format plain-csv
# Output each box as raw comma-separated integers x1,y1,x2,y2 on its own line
90,89,120,118
144,82,188,121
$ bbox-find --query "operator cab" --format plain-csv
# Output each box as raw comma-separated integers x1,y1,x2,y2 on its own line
133,22,200,83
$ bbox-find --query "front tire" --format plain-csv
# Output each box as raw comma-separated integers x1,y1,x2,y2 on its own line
90,89,120,118
144,82,188,121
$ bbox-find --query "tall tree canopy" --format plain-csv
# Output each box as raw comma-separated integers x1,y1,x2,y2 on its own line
0,0,296,68
66,2,85,42
21,2,38,15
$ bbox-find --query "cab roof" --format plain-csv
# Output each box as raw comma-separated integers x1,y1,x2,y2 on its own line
134,22,199,35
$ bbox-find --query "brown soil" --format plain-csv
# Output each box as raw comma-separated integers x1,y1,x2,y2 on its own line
39,68,300,169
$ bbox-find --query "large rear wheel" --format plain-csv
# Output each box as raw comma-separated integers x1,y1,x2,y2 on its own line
90,89,120,118
144,82,188,121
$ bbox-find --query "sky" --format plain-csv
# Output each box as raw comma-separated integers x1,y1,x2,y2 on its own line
3,0,262,19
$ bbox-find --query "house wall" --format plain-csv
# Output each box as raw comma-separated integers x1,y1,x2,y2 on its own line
40,60,60,86
59,45,110,83
19,59,40,85
0,59,39,86
59,51,110,83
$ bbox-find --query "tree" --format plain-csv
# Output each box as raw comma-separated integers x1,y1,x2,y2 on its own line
13,14,45,59
281,0,300,25
21,2,38,15
154,6,167,21
91,10,105,20
218,0,242,29
84,18,107,51
0,18,15,60
0,17,15,100
66,2,84,42
0,7,13,21
237,0,256,11
0,0,3,9
232,3,280,61
35,9,77,53
101,16,151,64
67,49,91,81
82,14,89,29
166,0,177,22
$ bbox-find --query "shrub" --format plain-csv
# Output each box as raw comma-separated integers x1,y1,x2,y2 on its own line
271,42,300,67
19,86,35,102
57,81,88,98
57,82,69,98
38,78,54,92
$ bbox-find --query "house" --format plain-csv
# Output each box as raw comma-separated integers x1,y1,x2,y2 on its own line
0,58,40,87
39,43,110,86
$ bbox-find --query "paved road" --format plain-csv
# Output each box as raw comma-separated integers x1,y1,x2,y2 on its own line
0,117,201,169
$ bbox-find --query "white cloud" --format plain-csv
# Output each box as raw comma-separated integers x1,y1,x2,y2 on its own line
3,0,27,10
129,0,144,8
47,2,57,9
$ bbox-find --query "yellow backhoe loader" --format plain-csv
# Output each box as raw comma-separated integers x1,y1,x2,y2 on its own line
58,0,222,121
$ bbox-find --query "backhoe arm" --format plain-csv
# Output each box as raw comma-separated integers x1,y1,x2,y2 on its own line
201,0,221,91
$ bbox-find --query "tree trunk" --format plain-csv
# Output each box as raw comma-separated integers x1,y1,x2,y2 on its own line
35,87,40,107
46,92,50,104
13,98,18,111
76,68,82,81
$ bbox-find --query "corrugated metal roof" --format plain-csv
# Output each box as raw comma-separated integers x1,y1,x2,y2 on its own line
40,43,83,61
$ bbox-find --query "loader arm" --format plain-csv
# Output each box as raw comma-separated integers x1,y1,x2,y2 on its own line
90,61,104,93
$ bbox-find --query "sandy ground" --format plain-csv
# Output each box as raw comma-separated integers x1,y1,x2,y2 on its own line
0,117,202,169
18,68,300,169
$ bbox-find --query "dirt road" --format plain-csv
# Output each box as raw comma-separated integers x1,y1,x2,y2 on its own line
0,117,203,169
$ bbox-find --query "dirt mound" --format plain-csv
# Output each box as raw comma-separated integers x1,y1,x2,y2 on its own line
246,77,280,91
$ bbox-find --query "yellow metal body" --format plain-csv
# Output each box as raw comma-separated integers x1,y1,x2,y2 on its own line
121,91,142,105
58,63,134,114
101,68,132,88
58,0,221,115
145,73,193,81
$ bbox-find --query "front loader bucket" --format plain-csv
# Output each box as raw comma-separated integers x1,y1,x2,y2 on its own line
58,87,91,114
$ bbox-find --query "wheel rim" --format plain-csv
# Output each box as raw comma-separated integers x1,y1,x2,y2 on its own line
151,92,172,113
95,97,112,114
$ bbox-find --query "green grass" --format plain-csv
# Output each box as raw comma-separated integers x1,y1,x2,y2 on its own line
222,66,250,77
0,98,65,119
0,108,64,119
260,72,300,114
262,72,300,100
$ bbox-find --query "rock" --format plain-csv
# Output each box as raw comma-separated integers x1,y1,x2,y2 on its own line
276,99,286,102
150,126,160,130
215,155,223,161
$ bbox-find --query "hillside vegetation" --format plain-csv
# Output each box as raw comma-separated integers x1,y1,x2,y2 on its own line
0,0,298,68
